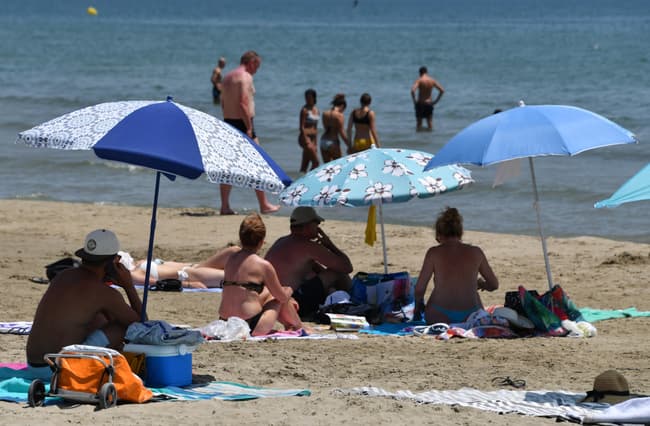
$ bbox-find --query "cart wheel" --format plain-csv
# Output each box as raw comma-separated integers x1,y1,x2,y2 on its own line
28,379,46,407
98,383,117,409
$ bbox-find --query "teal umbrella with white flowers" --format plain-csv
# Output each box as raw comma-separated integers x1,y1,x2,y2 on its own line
279,145,473,273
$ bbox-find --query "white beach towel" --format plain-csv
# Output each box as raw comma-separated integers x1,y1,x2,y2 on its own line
335,387,618,422
583,397,650,424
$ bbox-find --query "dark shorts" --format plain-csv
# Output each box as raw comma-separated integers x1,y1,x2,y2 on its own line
221,312,263,333
415,102,434,120
294,276,326,319
246,311,263,331
212,87,221,102
224,118,257,140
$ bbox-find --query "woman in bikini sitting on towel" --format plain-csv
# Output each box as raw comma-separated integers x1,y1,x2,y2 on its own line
218,213,303,336
127,245,241,289
413,207,499,325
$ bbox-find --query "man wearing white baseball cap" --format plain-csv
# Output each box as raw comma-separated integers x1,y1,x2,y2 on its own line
26,229,144,378
265,207,353,320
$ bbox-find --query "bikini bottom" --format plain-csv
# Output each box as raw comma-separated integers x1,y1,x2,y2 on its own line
429,303,479,323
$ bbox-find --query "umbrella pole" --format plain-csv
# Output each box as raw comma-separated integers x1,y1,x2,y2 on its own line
140,171,161,322
378,202,388,274
528,158,554,291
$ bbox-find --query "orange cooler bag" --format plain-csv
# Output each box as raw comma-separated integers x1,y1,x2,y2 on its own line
55,345,152,403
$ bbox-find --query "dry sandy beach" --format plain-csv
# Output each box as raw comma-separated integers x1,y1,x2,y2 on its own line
0,200,649,425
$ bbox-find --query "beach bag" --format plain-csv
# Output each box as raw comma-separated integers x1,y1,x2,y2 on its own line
518,285,565,335
351,271,412,314
504,289,538,315
45,257,81,281
150,279,183,292
539,285,584,322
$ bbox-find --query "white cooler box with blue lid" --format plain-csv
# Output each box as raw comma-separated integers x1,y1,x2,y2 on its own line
123,343,198,387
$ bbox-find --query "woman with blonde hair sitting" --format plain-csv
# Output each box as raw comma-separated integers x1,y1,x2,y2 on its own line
414,207,499,324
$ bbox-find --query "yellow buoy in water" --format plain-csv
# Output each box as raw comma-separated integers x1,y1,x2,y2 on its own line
87,6,98,16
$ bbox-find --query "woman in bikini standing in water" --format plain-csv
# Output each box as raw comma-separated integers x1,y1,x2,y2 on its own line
413,207,499,325
218,213,302,336
346,93,380,153
320,93,349,163
298,88,320,174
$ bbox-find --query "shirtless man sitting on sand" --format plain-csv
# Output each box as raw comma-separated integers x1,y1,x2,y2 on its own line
265,207,353,319
26,229,144,378
413,207,499,324
410,66,445,131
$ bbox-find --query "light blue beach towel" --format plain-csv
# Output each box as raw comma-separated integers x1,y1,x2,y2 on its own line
0,366,309,404
579,307,650,323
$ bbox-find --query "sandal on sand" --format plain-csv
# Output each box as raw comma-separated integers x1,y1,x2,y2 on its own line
413,323,449,336
491,376,526,389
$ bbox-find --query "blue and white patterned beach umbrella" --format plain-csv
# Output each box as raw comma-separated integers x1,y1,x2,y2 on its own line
16,97,290,192
16,97,291,320
279,145,473,273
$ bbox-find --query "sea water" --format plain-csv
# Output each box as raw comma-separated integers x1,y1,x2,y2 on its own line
1,0,649,241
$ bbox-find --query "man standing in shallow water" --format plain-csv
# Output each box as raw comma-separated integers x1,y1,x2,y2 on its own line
219,50,279,215
211,56,226,105
410,66,445,131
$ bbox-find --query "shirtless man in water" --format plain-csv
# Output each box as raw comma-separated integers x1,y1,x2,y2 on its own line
410,66,445,131
265,207,353,319
211,56,226,105
413,207,498,324
26,229,143,378
219,50,279,215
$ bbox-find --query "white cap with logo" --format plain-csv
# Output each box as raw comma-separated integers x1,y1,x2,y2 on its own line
75,229,120,261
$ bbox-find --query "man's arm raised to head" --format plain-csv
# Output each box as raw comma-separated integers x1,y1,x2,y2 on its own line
311,230,353,274
109,259,145,321
98,286,141,326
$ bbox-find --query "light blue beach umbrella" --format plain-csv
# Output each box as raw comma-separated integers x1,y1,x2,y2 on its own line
279,145,473,273
16,97,291,320
595,163,650,208
424,102,637,290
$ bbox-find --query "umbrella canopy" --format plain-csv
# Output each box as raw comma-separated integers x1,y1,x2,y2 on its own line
17,97,290,191
424,103,637,290
425,104,636,167
279,145,473,272
595,163,650,208
17,97,291,320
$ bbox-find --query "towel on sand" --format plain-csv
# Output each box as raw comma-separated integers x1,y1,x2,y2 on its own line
337,387,650,423
0,366,310,403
